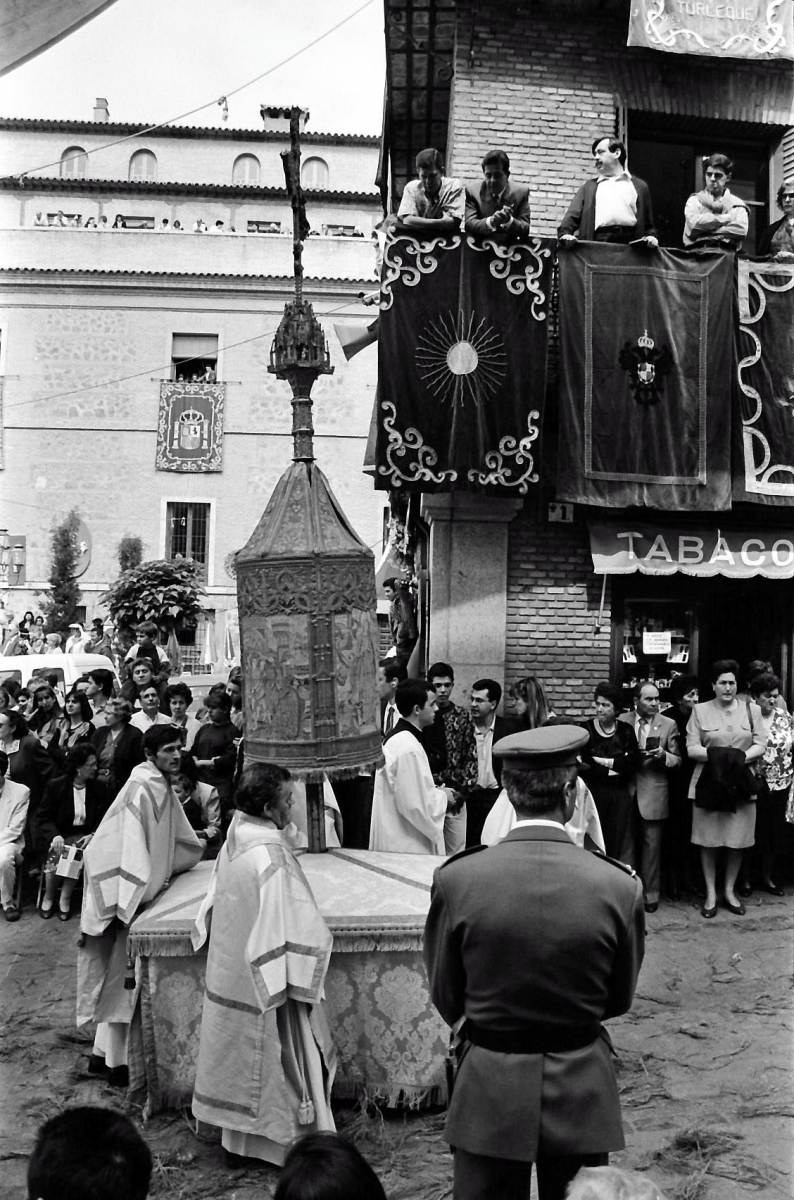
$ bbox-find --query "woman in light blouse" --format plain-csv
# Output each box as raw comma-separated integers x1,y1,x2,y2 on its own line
687,659,766,918
746,672,791,897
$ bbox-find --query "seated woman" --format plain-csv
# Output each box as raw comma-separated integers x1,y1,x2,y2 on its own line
57,690,95,754
758,180,794,259
192,762,335,1167
171,752,221,854
27,686,64,757
35,743,107,920
683,154,748,250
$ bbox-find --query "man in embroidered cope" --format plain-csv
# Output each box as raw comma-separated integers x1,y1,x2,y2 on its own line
558,137,657,247
77,726,202,1085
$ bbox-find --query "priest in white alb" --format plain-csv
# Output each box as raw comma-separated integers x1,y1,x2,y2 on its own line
369,679,457,854
192,761,336,1167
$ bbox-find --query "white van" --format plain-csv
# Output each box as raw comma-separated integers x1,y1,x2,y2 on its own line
0,653,120,694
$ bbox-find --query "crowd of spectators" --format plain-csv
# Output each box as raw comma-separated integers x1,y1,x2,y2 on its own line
30,210,371,238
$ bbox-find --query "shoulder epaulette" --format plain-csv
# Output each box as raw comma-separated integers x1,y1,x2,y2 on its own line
592,850,639,879
439,843,489,868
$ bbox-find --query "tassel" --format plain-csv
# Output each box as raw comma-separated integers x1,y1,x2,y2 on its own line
297,1097,315,1125
124,954,136,990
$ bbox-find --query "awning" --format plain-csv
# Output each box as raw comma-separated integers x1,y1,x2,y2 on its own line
590,522,794,580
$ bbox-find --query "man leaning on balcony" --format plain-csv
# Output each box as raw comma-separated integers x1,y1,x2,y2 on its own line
558,136,658,248
396,147,465,235
465,149,531,244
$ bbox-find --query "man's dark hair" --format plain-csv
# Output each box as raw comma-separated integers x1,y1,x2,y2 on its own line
235,761,291,817
633,679,659,701
427,661,454,684
135,621,159,639
591,136,626,167
502,764,577,818
382,577,400,591
143,724,181,756
88,669,115,698
416,147,444,172
472,678,502,706
668,674,698,704
27,1106,152,1200
275,1131,387,1200
481,148,510,173
395,678,432,717
380,660,407,685
165,681,193,705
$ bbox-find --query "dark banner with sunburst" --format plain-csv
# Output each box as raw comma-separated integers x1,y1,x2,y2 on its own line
375,233,555,494
556,244,734,511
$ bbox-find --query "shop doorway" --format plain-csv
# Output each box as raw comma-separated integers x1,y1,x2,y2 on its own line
698,578,792,695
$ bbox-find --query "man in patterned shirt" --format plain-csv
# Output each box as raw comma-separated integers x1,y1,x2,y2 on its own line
422,662,477,854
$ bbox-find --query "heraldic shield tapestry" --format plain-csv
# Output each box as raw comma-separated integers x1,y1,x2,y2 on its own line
375,234,554,494
735,260,794,505
156,381,225,472
557,244,733,511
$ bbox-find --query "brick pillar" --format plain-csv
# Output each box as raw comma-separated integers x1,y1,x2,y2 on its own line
421,493,523,702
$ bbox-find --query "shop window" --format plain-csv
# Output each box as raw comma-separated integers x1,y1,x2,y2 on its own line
129,150,158,181
301,156,329,189
232,154,261,185
166,501,210,581
617,598,697,704
60,146,88,177
171,333,219,381
177,610,215,674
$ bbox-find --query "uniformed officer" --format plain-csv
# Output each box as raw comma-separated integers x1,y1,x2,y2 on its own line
424,725,645,1200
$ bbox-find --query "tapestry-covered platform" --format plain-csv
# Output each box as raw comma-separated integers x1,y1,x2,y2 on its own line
127,850,449,1115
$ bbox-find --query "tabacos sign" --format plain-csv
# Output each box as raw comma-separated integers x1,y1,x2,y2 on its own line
589,523,794,579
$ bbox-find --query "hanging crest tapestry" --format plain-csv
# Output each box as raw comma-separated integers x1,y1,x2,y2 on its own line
375,233,554,494
627,0,794,60
156,381,225,472
557,244,734,511
735,259,794,505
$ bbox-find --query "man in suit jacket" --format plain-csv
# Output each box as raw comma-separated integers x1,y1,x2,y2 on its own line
618,681,680,913
558,136,657,246
466,678,513,846
425,726,645,1200
465,148,531,244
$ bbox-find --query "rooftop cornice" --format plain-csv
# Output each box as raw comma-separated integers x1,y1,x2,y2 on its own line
0,176,380,203
0,117,380,145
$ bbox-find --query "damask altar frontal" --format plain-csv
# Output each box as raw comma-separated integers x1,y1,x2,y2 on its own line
127,852,449,1114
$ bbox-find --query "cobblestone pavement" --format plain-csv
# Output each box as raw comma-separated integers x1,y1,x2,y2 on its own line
1,889,791,1199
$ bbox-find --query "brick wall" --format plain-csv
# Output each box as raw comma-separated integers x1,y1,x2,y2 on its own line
448,2,623,236
505,505,613,720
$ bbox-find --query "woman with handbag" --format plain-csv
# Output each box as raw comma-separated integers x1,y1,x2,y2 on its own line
687,659,766,918
35,743,107,920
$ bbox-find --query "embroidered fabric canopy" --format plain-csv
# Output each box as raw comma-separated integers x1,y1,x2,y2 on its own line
376,233,554,494
589,521,794,579
627,0,794,61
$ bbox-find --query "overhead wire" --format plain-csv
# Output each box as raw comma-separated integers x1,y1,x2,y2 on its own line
11,0,377,182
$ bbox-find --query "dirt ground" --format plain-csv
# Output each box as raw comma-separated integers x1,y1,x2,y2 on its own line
1,889,791,1200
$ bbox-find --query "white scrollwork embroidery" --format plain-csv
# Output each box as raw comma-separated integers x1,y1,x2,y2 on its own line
644,0,788,55
466,236,551,319
377,400,457,488
737,262,794,496
379,234,462,311
467,410,541,493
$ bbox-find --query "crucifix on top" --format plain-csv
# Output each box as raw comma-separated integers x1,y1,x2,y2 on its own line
279,106,311,303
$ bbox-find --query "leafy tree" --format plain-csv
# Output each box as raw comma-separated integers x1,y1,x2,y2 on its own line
117,535,144,574
99,558,204,640
41,509,82,633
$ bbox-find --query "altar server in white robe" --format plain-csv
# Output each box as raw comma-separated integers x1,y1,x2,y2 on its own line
192,761,336,1166
482,775,606,852
78,726,203,1083
369,679,457,855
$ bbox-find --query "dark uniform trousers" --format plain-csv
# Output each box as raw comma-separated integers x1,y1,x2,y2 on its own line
454,1147,608,1200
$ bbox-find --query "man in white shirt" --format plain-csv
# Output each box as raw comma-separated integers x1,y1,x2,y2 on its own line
397,147,465,236
558,137,657,247
370,679,457,854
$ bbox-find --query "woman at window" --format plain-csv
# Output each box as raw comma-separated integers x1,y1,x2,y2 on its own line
758,180,794,259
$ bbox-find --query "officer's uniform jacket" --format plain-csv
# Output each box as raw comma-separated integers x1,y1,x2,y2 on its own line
424,824,645,1161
